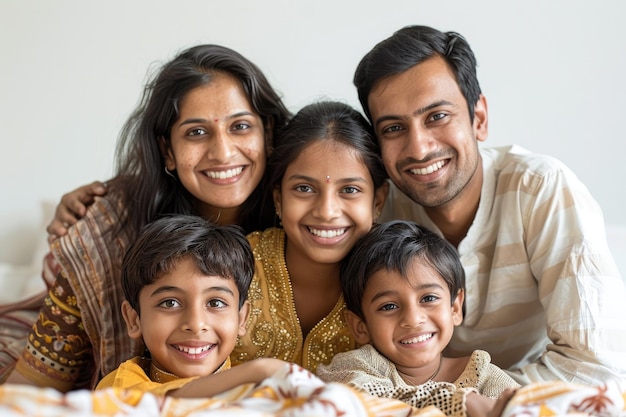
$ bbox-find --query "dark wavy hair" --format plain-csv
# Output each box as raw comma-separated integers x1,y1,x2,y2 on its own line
354,25,481,122
122,214,254,313
109,44,291,239
264,100,387,216
341,220,465,320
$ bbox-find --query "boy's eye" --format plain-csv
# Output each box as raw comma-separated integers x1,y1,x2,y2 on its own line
422,294,439,303
379,303,398,311
208,299,227,308
159,299,181,309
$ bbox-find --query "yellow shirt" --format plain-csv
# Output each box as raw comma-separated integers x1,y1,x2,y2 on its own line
231,228,356,372
96,356,230,396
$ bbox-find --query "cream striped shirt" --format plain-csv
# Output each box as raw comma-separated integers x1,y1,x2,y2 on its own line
380,145,626,385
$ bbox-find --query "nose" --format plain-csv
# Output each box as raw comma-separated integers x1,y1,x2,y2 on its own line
181,306,209,334
405,123,436,161
313,190,341,220
399,303,426,328
207,129,236,162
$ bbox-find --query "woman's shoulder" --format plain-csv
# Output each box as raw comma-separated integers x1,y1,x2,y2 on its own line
247,227,285,251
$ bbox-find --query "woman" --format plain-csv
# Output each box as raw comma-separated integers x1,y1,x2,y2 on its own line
2,44,290,391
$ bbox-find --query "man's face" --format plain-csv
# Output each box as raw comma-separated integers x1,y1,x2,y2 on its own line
367,56,488,209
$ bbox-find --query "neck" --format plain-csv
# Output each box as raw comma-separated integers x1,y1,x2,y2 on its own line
425,162,483,247
197,204,240,227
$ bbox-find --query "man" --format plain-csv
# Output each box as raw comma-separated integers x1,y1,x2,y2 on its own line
354,25,626,385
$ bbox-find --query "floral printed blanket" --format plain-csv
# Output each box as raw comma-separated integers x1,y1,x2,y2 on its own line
0,364,624,417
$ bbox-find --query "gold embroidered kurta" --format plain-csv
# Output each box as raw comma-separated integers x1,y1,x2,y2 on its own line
231,228,356,372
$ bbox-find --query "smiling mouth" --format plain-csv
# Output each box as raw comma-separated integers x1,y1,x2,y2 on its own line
409,160,446,175
205,166,244,179
307,227,347,238
173,344,214,355
400,333,434,344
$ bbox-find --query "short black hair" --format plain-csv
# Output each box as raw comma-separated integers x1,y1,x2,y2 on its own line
121,214,254,314
340,220,465,319
354,25,481,123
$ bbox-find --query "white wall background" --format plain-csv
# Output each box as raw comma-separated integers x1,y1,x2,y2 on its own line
1,0,625,272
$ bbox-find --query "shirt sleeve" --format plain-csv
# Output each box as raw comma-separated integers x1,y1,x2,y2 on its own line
518,161,626,383
14,255,94,392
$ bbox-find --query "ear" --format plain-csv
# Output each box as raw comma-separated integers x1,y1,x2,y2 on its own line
373,181,389,222
159,136,176,171
473,94,488,143
344,310,371,345
272,187,282,219
237,301,251,337
451,289,465,326
121,300,143,340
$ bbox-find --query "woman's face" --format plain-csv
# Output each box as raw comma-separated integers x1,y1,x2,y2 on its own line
163,73,268,225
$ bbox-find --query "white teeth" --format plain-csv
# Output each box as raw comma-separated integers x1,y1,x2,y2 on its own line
308,227,346,238
206,166,244,179
409,160,445,175
175,345,213,354
400,333,433,344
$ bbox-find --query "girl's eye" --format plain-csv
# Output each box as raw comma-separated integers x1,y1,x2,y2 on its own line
159,299,181,309
208,299,227,308
294,184,314,193
380,303,398,311
341,186,361,194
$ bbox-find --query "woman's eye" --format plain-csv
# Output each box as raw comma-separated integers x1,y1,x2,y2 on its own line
159,299,181,309
188,128,207,136
208,299,227,308
232,122,251,131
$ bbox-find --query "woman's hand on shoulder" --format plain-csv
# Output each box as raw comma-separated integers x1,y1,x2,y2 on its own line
47,181,108,242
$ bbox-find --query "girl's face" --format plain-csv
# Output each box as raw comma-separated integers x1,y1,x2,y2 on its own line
346,259,463,383
122,257,249,378
162,72,269,224
273,140,387,266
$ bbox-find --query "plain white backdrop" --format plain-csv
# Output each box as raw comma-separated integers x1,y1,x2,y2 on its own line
1,0,624,272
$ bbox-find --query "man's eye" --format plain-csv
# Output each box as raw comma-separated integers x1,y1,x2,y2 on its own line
381,125,403,134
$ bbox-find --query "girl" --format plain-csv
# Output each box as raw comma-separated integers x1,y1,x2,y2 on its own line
231,100,388,372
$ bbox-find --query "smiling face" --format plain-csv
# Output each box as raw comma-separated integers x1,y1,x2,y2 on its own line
273,140,386,267
346,258,463,381
368,56,488,209
162,72,268,224
122,256,249,378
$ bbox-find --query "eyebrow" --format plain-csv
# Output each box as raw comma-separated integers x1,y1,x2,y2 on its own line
368,282,444,303
373,100,454,128
286,174,369,184
150,285,236,298
177,111,257,128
